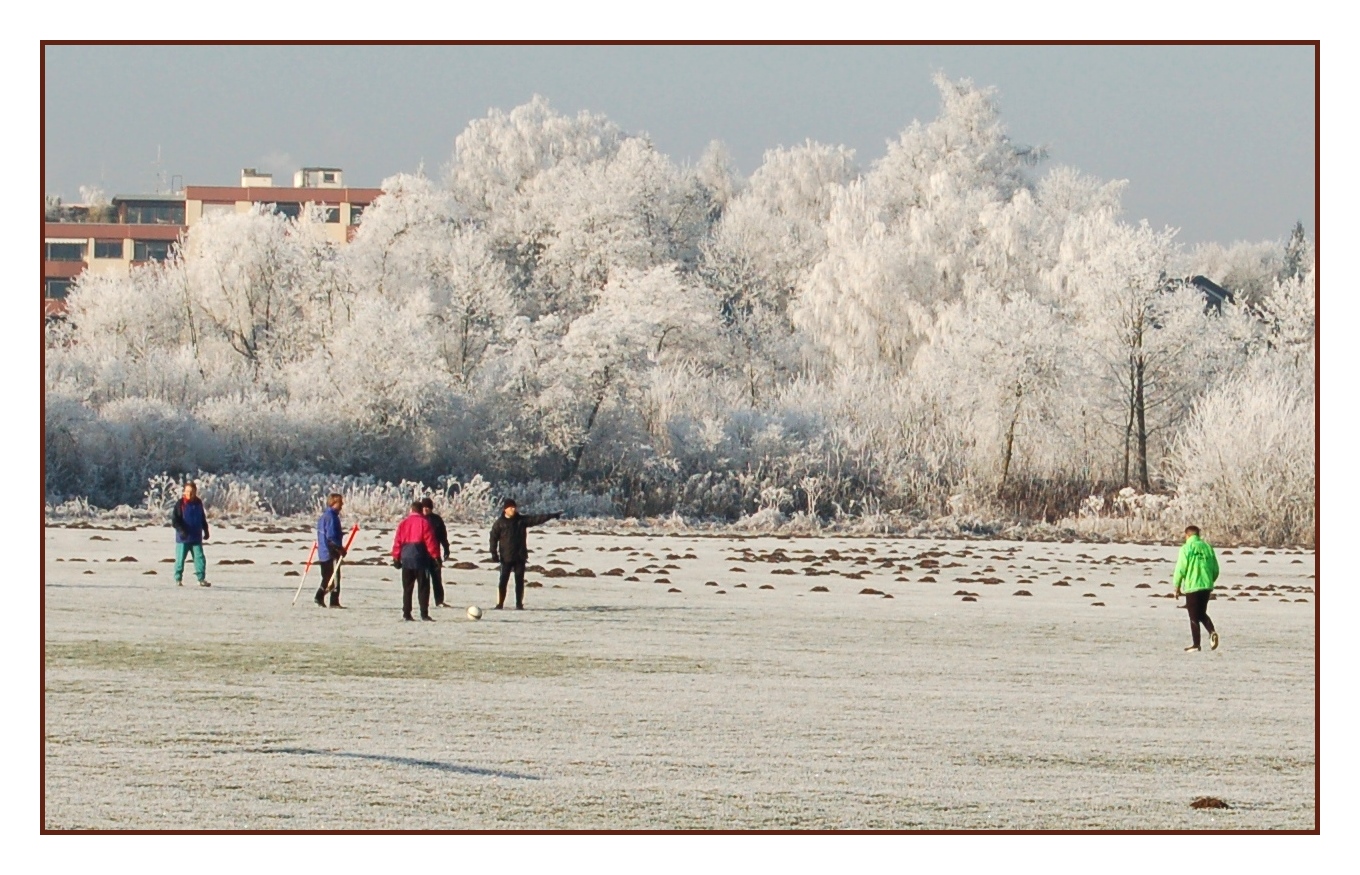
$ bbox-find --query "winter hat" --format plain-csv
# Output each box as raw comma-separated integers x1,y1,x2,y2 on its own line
502,498,517,509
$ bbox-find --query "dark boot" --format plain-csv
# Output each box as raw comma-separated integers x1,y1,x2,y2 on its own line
314,588,326,607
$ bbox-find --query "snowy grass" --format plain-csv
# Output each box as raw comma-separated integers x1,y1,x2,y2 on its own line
47,640,697,680
43,523,1316,830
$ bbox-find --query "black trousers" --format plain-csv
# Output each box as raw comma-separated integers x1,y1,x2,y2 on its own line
402,567,431,618
498,560,526,607
1185,589,1216,647
429,561,445,606
315,559,341,606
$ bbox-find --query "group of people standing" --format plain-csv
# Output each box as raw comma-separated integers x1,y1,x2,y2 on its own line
168,481,1222,648
316,493,560,621
386,498,452,620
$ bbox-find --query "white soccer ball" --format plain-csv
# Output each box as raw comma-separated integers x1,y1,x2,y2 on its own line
466,605,483,620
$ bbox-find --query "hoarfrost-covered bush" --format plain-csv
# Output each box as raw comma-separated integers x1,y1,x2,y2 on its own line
141,472,266,518
1167,366,1314,546
45,496,96,520
94,398,204,504
191,473,269,517
335,479,433,522
143,473,183,514
732,507,787,531
495,480,614,519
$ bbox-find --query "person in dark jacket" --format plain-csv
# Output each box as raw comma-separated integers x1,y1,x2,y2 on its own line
171,481,210,587
489,498,561,610
391,502,440,621
314,493,347,608
421,497,452,608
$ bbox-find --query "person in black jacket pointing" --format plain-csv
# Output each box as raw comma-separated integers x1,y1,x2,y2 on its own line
488,498,562,610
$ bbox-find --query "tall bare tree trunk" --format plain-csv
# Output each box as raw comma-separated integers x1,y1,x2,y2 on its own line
1135,353,1149,492
999,383,1023,494
1122,356,1136,486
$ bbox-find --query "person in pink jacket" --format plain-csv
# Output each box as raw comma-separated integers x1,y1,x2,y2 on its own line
391,502,441,621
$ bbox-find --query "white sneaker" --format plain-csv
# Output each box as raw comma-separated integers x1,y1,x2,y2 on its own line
1184,645,1200,653
1210,631,1219,651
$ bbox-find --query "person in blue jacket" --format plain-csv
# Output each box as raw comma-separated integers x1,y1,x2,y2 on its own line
314,493,347,608
171,481,210,587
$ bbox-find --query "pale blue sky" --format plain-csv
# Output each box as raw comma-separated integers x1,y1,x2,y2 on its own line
43,44,1315,245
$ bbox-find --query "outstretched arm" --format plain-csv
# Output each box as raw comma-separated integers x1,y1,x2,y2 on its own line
523,512,563,528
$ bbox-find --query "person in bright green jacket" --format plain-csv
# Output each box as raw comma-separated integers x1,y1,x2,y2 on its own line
1174,525,1220,652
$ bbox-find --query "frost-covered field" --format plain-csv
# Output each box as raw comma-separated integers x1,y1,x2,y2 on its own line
42,521,1316,830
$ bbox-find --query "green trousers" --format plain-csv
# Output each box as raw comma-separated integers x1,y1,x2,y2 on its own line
174,543,206,582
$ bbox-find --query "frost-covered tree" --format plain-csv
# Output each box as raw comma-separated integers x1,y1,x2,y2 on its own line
42,80,1313,542
1280,220,1313,281
792,181,920,373
345,172,464,299
520,136,710,318
693,139,743,220
176,205,310,383
794,75,1047,376
425,228,516,382
701,139,857,402
872,73,1043,226
1257,267,1315,369
448,94,624,221
920,290,1072,491
1057,216,1233,491
534,266,716,479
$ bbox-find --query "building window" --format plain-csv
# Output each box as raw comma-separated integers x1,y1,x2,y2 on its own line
45,242,86,261
93,240,124,259
348,204,365,225
133,240,173,262
321,206,341,223
124,203,185,224
322,171,336,184
45,279,73,299
261,202,301,220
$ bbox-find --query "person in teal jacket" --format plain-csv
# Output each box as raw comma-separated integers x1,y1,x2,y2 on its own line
1174,525,1220,652
171,481,210,587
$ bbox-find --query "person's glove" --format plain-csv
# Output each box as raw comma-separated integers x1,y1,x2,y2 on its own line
391,558,401,569
489,553,500,563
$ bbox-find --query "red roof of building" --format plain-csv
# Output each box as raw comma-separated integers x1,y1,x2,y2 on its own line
183,186,383,204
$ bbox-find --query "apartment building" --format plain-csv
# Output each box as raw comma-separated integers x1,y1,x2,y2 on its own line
43,167,382,317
